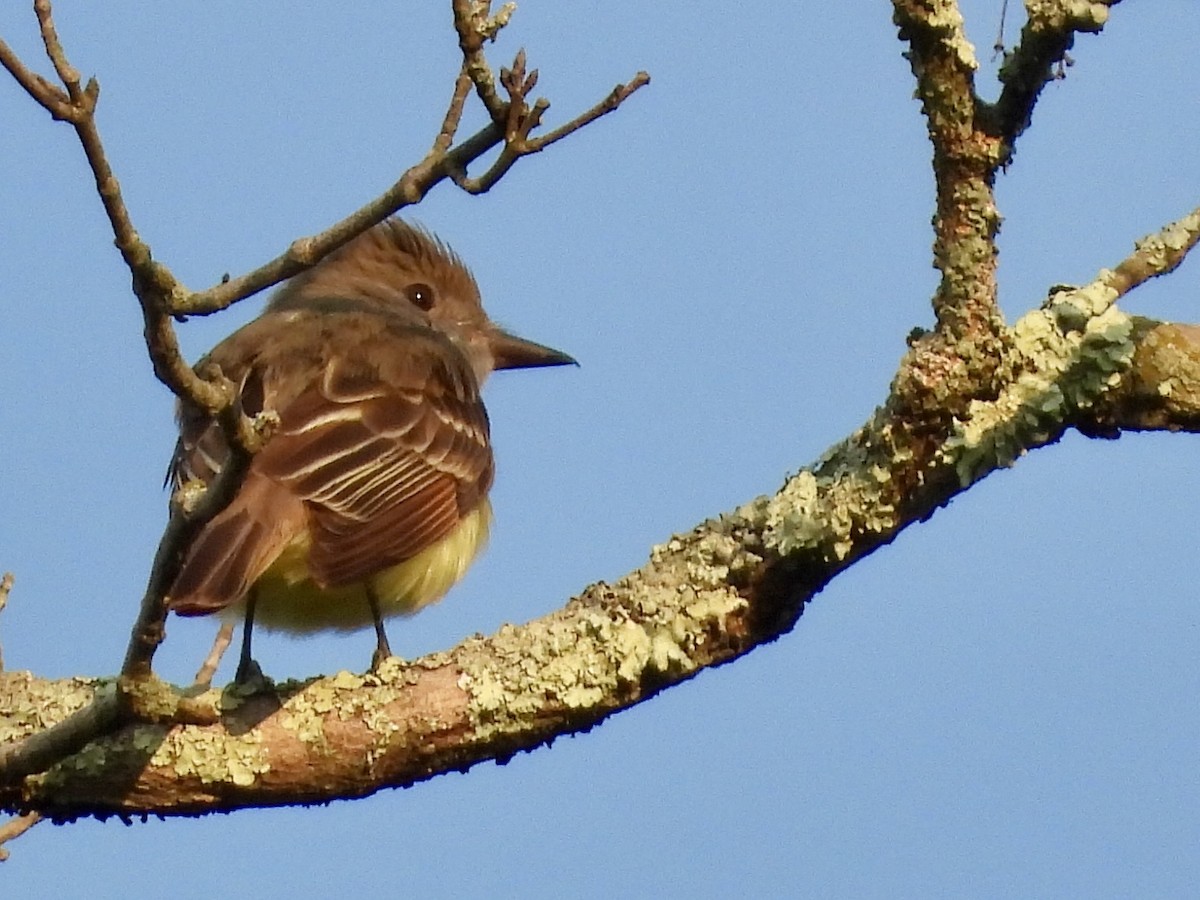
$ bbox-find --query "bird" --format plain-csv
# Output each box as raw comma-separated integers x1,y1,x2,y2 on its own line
164,219,575,683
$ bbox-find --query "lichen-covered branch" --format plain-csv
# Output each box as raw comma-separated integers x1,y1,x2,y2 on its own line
992,1,1122,150
889,0,1124,435
0,0,648,796
891,1,1004,334
890,0,1011,424
2,205,1197,820
1,0,1193,828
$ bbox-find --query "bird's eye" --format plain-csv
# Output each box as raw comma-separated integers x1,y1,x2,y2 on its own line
406,283,436,311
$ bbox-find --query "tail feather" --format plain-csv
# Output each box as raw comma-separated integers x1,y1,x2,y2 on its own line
168,473,305,616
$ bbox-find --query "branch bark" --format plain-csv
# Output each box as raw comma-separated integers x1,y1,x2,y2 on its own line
0,0,1194,827
0,0,649,816
3,205,1198,819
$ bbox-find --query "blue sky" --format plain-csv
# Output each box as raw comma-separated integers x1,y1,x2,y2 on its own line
1,2,1198,897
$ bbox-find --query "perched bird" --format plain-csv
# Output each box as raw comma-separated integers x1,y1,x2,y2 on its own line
165,219,575,681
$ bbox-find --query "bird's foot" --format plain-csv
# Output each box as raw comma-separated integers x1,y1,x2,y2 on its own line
370,644,394,673
232,656,271,694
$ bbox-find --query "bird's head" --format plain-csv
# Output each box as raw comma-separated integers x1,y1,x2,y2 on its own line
268,218,575,381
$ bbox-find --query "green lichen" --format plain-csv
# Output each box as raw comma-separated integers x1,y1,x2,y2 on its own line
1026,0,1110,31
0,674,111,746
150,724,270,787
752,456,899,564
740,262,1140,567
1136,324,1200,409
119,675,181,722
944,283,1134,485
453,531,748,741
1133,211,1200,269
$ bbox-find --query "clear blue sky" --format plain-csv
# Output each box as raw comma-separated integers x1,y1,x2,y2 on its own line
1,3,1198,897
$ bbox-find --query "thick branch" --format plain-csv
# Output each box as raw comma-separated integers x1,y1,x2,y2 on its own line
2,208,1196,819
892,0,1009,411
1,0,650,786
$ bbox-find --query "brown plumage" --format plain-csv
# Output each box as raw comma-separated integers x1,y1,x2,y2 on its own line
164,220,574,676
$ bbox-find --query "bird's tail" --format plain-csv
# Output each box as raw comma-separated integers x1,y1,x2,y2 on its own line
167,473,305,616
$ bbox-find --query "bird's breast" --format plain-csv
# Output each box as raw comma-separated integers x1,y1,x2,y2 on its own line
234,500,493,634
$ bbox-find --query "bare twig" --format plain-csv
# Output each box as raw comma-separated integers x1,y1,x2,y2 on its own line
0,572,12,672
5,3,224,417
0,812,42,861
0,0,649,787
528,71,651,152
450,51,650,194
432,65,474,155
0,37,73,118
193,622,235,687
992,0,1010,59
34,0,81,100
121,404,277,679
452,0,514,122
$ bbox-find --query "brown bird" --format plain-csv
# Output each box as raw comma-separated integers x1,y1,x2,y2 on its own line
165,219,575,682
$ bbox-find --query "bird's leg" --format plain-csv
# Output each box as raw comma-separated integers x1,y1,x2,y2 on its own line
193,621,235,688
366,586,393,671
234,588,266,687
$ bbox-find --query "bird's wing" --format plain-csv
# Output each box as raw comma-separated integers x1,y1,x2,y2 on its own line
167,323,493,616
255,344,494,586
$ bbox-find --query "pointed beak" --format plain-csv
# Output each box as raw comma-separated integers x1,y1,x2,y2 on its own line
489,328,578,371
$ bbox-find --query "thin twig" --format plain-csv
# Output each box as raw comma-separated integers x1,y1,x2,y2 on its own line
432,64,473,155
193,622,235,687
120,407,276,679
0,812,42,862
450,54,649,195
0,572,12,672
992,0,1010,59
0,37,73,118
528,71,650,152
452,0,513,122
34,0,81,99
169,121,502,317
14,1,224,420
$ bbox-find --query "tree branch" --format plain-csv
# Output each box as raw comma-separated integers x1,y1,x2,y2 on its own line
888,0,1123,438
891,0,1011,422
0,0,649,794
452,0,516,122
0,572,12,674
991,1,1122,151
1,0,1191,832
2,205,1196,819
0,811,41,861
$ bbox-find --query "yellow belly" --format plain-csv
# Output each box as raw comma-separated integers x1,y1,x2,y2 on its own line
233,501,492,634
